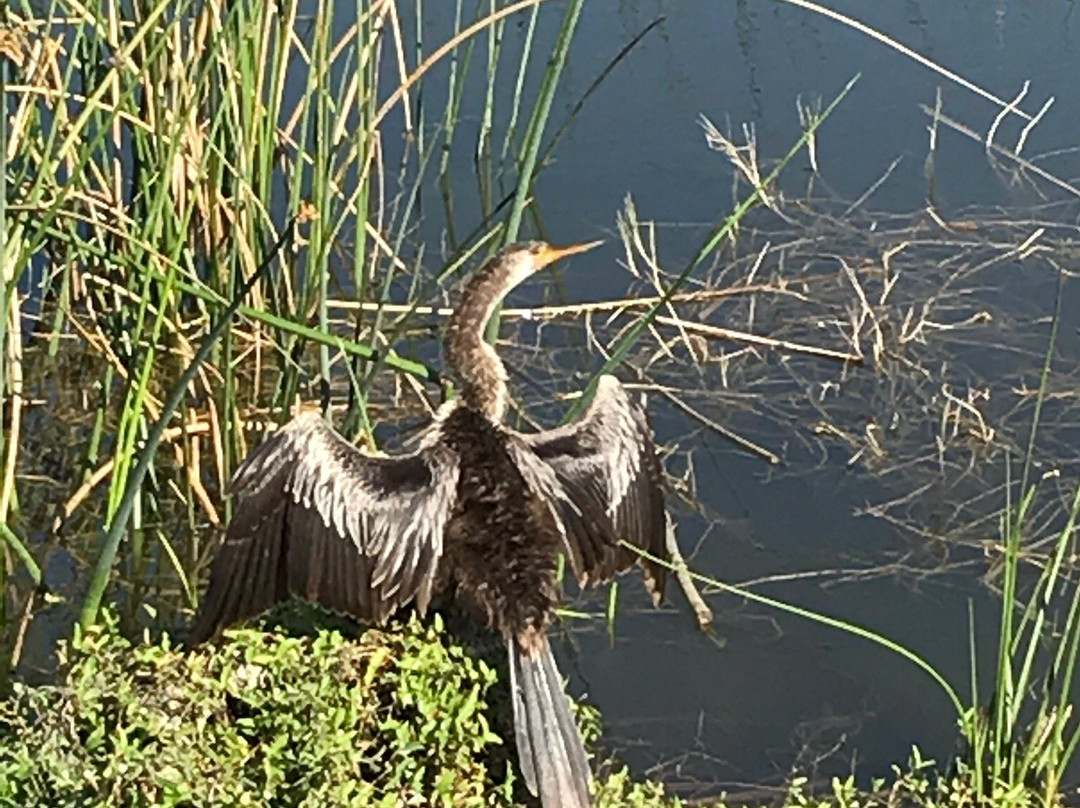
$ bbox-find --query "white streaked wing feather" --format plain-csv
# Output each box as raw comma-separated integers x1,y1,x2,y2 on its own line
513,374,668,599
189,412,459,644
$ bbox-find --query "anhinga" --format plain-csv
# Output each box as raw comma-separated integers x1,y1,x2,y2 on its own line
189,240,671,808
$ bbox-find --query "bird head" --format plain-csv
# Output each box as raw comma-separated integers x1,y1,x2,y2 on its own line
499,239,604,287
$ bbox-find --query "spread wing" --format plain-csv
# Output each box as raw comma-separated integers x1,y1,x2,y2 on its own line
188,412,459,644
515,375,668,604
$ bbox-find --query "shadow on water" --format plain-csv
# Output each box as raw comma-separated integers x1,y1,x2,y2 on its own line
7,0,1080,802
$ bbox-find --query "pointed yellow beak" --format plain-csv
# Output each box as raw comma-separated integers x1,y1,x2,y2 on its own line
536,239,604,268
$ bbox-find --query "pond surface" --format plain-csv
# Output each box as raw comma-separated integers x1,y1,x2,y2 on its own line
407,1,1080,799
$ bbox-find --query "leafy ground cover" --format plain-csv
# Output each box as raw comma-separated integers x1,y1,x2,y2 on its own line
0,612,675,808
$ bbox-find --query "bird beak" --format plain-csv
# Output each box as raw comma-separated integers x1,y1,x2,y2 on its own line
537,239,604,268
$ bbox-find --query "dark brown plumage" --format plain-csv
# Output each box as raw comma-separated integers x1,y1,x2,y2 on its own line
188,240,672,808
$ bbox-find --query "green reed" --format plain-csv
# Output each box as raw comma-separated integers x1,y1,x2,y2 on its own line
1,0,586,645
957,271,1080,808
570,74,862,422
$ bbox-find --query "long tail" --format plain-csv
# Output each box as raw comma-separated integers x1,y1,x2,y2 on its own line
508,634,592,808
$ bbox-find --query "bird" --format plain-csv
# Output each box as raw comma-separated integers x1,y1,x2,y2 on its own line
188,240,671,808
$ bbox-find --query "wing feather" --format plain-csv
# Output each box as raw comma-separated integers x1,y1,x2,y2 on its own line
515,375,668,603
188,412,459,644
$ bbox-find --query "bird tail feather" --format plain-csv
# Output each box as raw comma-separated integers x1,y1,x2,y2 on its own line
508,634,592,808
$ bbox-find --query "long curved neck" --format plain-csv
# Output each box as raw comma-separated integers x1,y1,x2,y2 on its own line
443,261,515,422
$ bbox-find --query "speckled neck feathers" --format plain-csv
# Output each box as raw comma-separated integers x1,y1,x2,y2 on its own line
443,256,517,421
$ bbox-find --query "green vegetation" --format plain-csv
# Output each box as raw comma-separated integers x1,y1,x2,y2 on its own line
1,602,1074,808
0,0,604,637
0,612,677,808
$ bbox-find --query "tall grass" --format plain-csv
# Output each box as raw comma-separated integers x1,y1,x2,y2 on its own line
0,0,586,651
957,274,1080,807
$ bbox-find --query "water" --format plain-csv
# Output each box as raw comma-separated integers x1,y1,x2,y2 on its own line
406,1,1080,798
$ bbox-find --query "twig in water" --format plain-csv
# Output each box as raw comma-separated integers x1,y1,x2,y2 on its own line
664,517,714,633
654,315,863,365
658,388,781,466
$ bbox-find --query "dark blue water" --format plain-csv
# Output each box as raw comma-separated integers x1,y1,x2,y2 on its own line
404,1,1080,798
